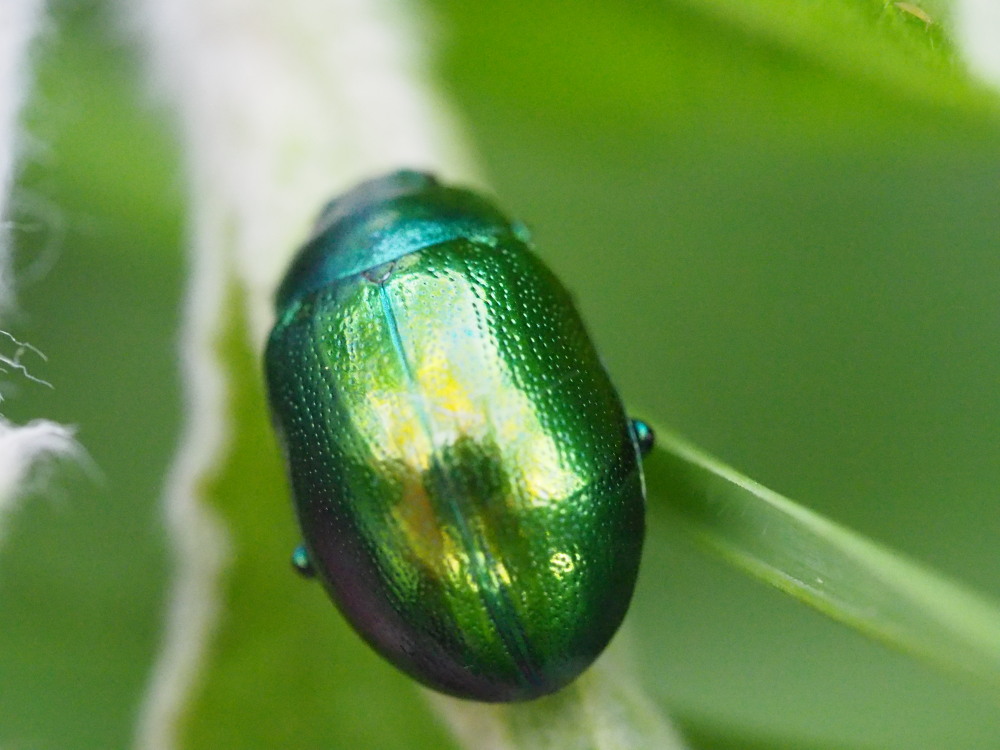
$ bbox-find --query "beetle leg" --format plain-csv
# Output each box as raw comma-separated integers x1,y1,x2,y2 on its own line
291,543,315,578
630,418,655,457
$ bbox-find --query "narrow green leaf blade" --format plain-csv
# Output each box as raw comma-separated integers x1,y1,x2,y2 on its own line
645,427,1000,693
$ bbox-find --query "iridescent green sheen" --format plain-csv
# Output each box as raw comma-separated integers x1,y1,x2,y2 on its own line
265,172,646,702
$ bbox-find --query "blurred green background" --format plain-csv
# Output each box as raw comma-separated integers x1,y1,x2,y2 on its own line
2,0,1000,748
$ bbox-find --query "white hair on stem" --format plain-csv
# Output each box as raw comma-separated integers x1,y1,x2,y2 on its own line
132,0,479,351
954,0,1000,89
0,415,78,545
0,0,79,552
0,0,45,303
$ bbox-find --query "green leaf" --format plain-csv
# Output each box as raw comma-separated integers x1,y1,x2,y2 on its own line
644,427,1000,694
7,0,1000,748
431,0,1000,138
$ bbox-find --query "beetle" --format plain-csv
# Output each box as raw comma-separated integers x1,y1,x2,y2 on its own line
265,170,653,702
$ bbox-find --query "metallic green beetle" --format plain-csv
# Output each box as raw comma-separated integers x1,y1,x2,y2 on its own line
265,170,651,702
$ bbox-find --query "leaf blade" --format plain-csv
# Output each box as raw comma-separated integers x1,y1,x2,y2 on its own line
645,426,1000,694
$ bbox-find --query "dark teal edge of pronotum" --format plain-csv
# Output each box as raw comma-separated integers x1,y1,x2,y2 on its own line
274,170,520,312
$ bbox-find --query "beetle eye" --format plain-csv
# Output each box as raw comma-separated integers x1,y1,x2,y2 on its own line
291,544,315,578
631,418,655,457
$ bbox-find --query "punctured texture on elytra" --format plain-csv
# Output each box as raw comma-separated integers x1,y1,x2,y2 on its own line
265,171,646,702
